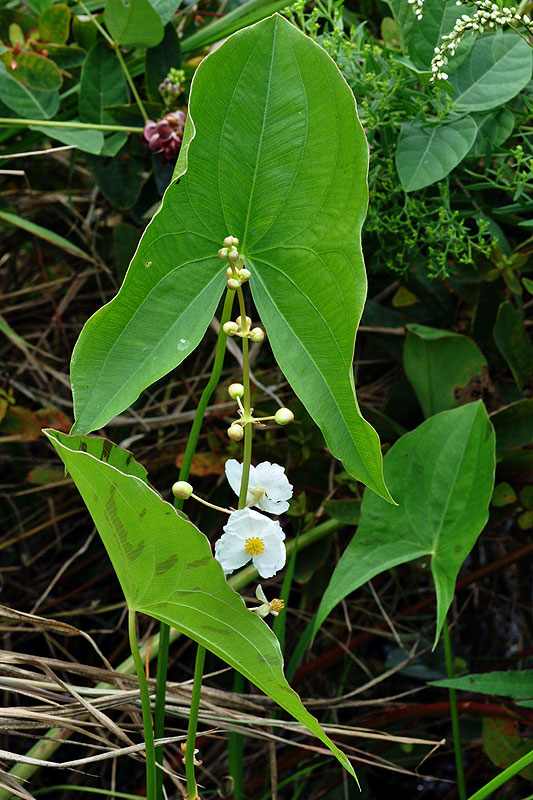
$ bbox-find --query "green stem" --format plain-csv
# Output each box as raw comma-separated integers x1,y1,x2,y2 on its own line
236,287,252,509
185,644,206,800
466,749,533,800
0,118,144,133
152,289,236,800
113,44,149,122
127,610,157,800
443,618,467,800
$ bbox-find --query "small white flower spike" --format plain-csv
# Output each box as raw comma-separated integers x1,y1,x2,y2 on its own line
225,460,293,515
250,584,285,618
214,508,286,578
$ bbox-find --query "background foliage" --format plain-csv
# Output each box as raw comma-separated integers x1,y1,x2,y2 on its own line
0,0,532,797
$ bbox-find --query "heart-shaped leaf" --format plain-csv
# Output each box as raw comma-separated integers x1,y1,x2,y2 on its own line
313,402,495,647
44,428,356,781
70,14,390,501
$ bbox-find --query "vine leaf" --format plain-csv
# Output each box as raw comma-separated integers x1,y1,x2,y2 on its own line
70,14,389,500
44,428,356,781
313,402,495,647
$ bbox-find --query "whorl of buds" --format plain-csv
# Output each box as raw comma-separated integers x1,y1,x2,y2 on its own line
249,327,265,343
228,423,244,441
143,110,186,164
228,383,245,399
236,315,252,330
274,408,294,426
172,480,193,499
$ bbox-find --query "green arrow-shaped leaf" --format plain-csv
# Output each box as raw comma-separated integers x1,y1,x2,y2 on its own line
70,14,389,500
313,402,495,647
44,428,356,780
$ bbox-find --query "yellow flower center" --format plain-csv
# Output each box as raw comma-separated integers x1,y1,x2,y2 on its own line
244,536,265,556
270,598,284,613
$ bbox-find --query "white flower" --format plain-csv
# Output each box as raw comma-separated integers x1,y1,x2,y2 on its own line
250,584,285,618
214,508,286,578
225,459,293,515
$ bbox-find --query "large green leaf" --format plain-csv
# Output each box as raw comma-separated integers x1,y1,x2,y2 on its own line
396,116,477,192
0,50,62,91
403,323,487,418
79,39,128,124
30,124,104,155
450,32,533,112
44,428,356,781
313,402,495,646
0,61,59,119
70,15,390,500
104,0,164,47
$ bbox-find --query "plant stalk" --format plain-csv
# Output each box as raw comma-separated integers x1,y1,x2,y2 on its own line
237,287,252,508
153,289,236,799
0,118,144,133
185,644,207,800
128,610,157,800
113,45,149,122
443,617,467,800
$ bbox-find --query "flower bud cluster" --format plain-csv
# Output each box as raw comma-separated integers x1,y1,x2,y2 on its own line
429,1,533,83
407,0,425,21
159,68,186,107
143,110,187,163
218,236,253,290
223,315,264,342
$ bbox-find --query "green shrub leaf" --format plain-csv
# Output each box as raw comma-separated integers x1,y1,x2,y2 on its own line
70,15,390,500
493,302,533,391
403,323,487,418
79,39,129,124
314,402,495,647
44,428,357,781
0,61,59,118
104,0,164,47
450,32,533,112
38,3,70,44
396,117,477,192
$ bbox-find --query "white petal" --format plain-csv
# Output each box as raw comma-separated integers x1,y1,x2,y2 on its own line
252,534,286,579
214,533,250,574
255,584,268,603
225,459,255,505
223,508,284,542
254,462,293,503
260,496,290,515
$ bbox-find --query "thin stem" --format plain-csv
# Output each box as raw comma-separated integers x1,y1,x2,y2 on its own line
113,44,149,121
0,118,144,133
237,287,252,509
443,618,467,800
127,610,157,800
191,493,232,514
185,644,207,800
466,749,533,800
153,289,236,799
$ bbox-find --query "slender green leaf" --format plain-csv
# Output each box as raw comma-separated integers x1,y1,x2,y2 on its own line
70,15,390,501
0,61,59,119
450,32,533,112
431,671,533,699
396,116,477,192
38,3,70,44
493,302,533,391
0,315,35,351
104,0,164,47
79,39,129,124
403,323,487,418
30,124,104,154
313,403,495,647
44,428,357,781
0,210,92,261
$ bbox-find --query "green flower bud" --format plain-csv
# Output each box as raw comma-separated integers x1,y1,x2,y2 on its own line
228,383,245,399
227,278,240,291
249,327,264,343
228,247,240,261
223,235,239,248
236,315,252,329
238,268,251,282
172,480,193,499
223,321,239,335
228,423,244,441
226,266,234,279
218,247,229,259
274,407,294,426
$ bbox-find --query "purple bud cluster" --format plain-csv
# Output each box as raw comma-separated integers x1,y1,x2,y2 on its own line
143,110,187,163
159,76,183,98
